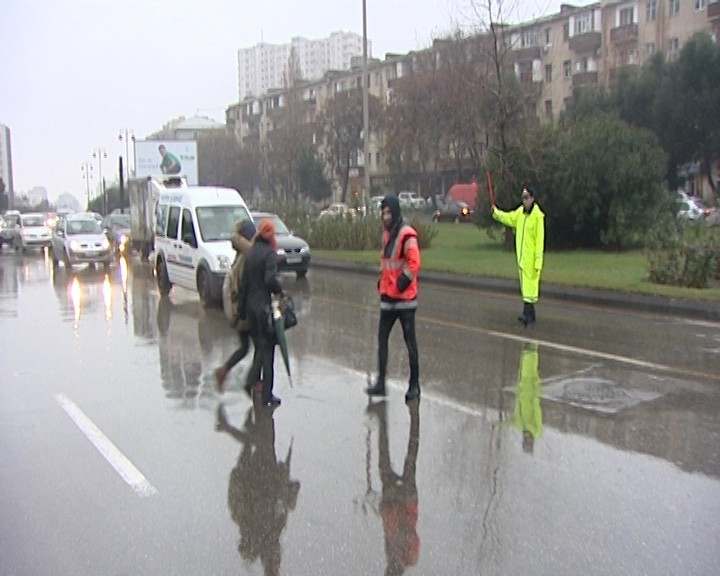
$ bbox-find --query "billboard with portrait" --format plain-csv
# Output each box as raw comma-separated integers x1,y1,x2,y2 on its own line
134,140,198,185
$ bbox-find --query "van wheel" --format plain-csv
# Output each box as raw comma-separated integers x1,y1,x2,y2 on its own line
296,269,308,279
197,268,212,308
157,258,172,296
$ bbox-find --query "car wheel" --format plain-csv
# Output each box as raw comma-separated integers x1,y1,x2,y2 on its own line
197,267,212,308
296,268,308,279
156,257,172,296
432,215,439,223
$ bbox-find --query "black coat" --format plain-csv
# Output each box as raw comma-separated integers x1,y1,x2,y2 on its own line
240,238,283,337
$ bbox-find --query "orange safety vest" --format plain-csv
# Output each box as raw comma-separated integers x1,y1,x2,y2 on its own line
379,224,420,304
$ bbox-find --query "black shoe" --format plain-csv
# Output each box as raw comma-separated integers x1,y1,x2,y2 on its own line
405,384,420,402
528,304,536,323
517,303,530,327
365,382,387,397
263,395,281,407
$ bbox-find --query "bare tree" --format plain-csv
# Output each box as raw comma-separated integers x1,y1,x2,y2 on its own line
197,131,260,197
317,88,383,202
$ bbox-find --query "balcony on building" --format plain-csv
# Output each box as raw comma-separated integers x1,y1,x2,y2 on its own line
568,31,601,53
610,23,639,44
513,45,542,62
572,70,599,86
708,0,720,19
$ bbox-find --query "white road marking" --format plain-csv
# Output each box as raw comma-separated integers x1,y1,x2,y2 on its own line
55,394,157,498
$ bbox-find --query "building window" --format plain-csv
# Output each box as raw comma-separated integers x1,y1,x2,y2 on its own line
544,28,551,44
670,0,680,15
545,64,553,82
646,43,656,60
563,23,570,41
545,100,553,118
574,14,591,34
647,0,657,20
619,6,635,25
563,60,572,79
695,0,706,9
668,37,680,59
376,152,381,167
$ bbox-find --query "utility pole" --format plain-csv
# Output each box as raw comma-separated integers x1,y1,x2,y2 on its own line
362,0,371,211
93,148,108,215
81,162,93,210
118,128,135,183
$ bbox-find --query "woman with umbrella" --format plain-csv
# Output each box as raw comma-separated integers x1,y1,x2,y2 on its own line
240,218,284,407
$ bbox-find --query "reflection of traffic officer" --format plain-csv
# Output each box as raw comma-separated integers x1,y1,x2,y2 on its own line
216,405,300,576
510,342,543,453
368,401,420,576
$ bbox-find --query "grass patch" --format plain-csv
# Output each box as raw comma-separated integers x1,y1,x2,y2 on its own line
315,222,720,301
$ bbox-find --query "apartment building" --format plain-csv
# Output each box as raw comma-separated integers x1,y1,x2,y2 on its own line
0,123,14,208
226,2,717,197
237,31,368,101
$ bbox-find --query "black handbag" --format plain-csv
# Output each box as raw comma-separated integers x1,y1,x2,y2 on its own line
281,294,298,330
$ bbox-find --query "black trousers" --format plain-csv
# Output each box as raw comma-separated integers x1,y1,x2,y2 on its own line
223,331,250,372
246,334,276,399
377,308,419,386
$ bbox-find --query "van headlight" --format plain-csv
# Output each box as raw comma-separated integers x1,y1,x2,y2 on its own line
217,255,230,270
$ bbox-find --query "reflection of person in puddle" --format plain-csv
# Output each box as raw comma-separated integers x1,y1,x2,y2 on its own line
510,342,543,453
216,404,300,575
367,401,420,575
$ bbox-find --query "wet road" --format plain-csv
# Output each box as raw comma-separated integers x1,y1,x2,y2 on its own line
1,249,719,576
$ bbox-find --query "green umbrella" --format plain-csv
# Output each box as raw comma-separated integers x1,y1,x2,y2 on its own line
271,299,292,385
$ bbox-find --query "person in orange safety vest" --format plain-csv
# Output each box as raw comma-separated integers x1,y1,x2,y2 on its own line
366,195,421,402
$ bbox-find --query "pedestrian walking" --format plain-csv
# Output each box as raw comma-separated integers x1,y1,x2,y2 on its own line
215,219,256,394
240,218,284,407
366,195,421,402
491,186,545,326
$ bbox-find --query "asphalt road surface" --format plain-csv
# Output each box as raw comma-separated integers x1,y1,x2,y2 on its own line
1,249,719,575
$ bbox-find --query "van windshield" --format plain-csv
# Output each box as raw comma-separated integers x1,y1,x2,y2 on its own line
196,205,251,242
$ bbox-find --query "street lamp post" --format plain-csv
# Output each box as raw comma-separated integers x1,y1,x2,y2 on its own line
362,0,371,210
81,162,94,210
92,148,108,214
118,128,135,183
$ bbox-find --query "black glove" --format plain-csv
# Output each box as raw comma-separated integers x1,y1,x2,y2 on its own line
396,273,411,292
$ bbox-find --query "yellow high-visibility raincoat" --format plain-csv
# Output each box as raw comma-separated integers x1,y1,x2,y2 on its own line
492,203,545,303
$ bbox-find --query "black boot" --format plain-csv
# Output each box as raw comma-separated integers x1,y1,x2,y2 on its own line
517,303,530,327
528,304,536,323
405,383,420,402
365,380,387,397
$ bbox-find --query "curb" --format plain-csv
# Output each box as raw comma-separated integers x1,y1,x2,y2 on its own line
312,259,720,322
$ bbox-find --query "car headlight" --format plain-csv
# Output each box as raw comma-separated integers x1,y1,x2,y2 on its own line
70,240,81,251
299,246,309,254
217,255,230,270
276,248,287,256
101,238,110,250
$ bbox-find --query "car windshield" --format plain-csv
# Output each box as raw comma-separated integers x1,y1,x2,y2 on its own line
109,215,130,227
271,216,290,235
67,219,103,234
4,215,20,225
196,205,251,242
22,216,45,226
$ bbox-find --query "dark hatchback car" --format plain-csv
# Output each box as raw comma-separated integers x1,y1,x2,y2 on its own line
251,212,311,278
432,200,475,223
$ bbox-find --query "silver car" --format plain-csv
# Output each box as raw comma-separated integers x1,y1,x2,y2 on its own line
51,213,112,269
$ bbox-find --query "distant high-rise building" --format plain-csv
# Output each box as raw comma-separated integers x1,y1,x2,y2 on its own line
237,31,369,100
0,123,15,208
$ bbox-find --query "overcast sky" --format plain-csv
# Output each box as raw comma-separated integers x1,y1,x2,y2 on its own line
1,0,579,207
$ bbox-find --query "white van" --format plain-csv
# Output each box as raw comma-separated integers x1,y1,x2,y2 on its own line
153,186,252,307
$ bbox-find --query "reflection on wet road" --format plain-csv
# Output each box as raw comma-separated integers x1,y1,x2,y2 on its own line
1,251,719,575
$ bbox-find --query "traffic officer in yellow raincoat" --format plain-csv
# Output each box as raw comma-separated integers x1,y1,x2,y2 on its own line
492,186,545,326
